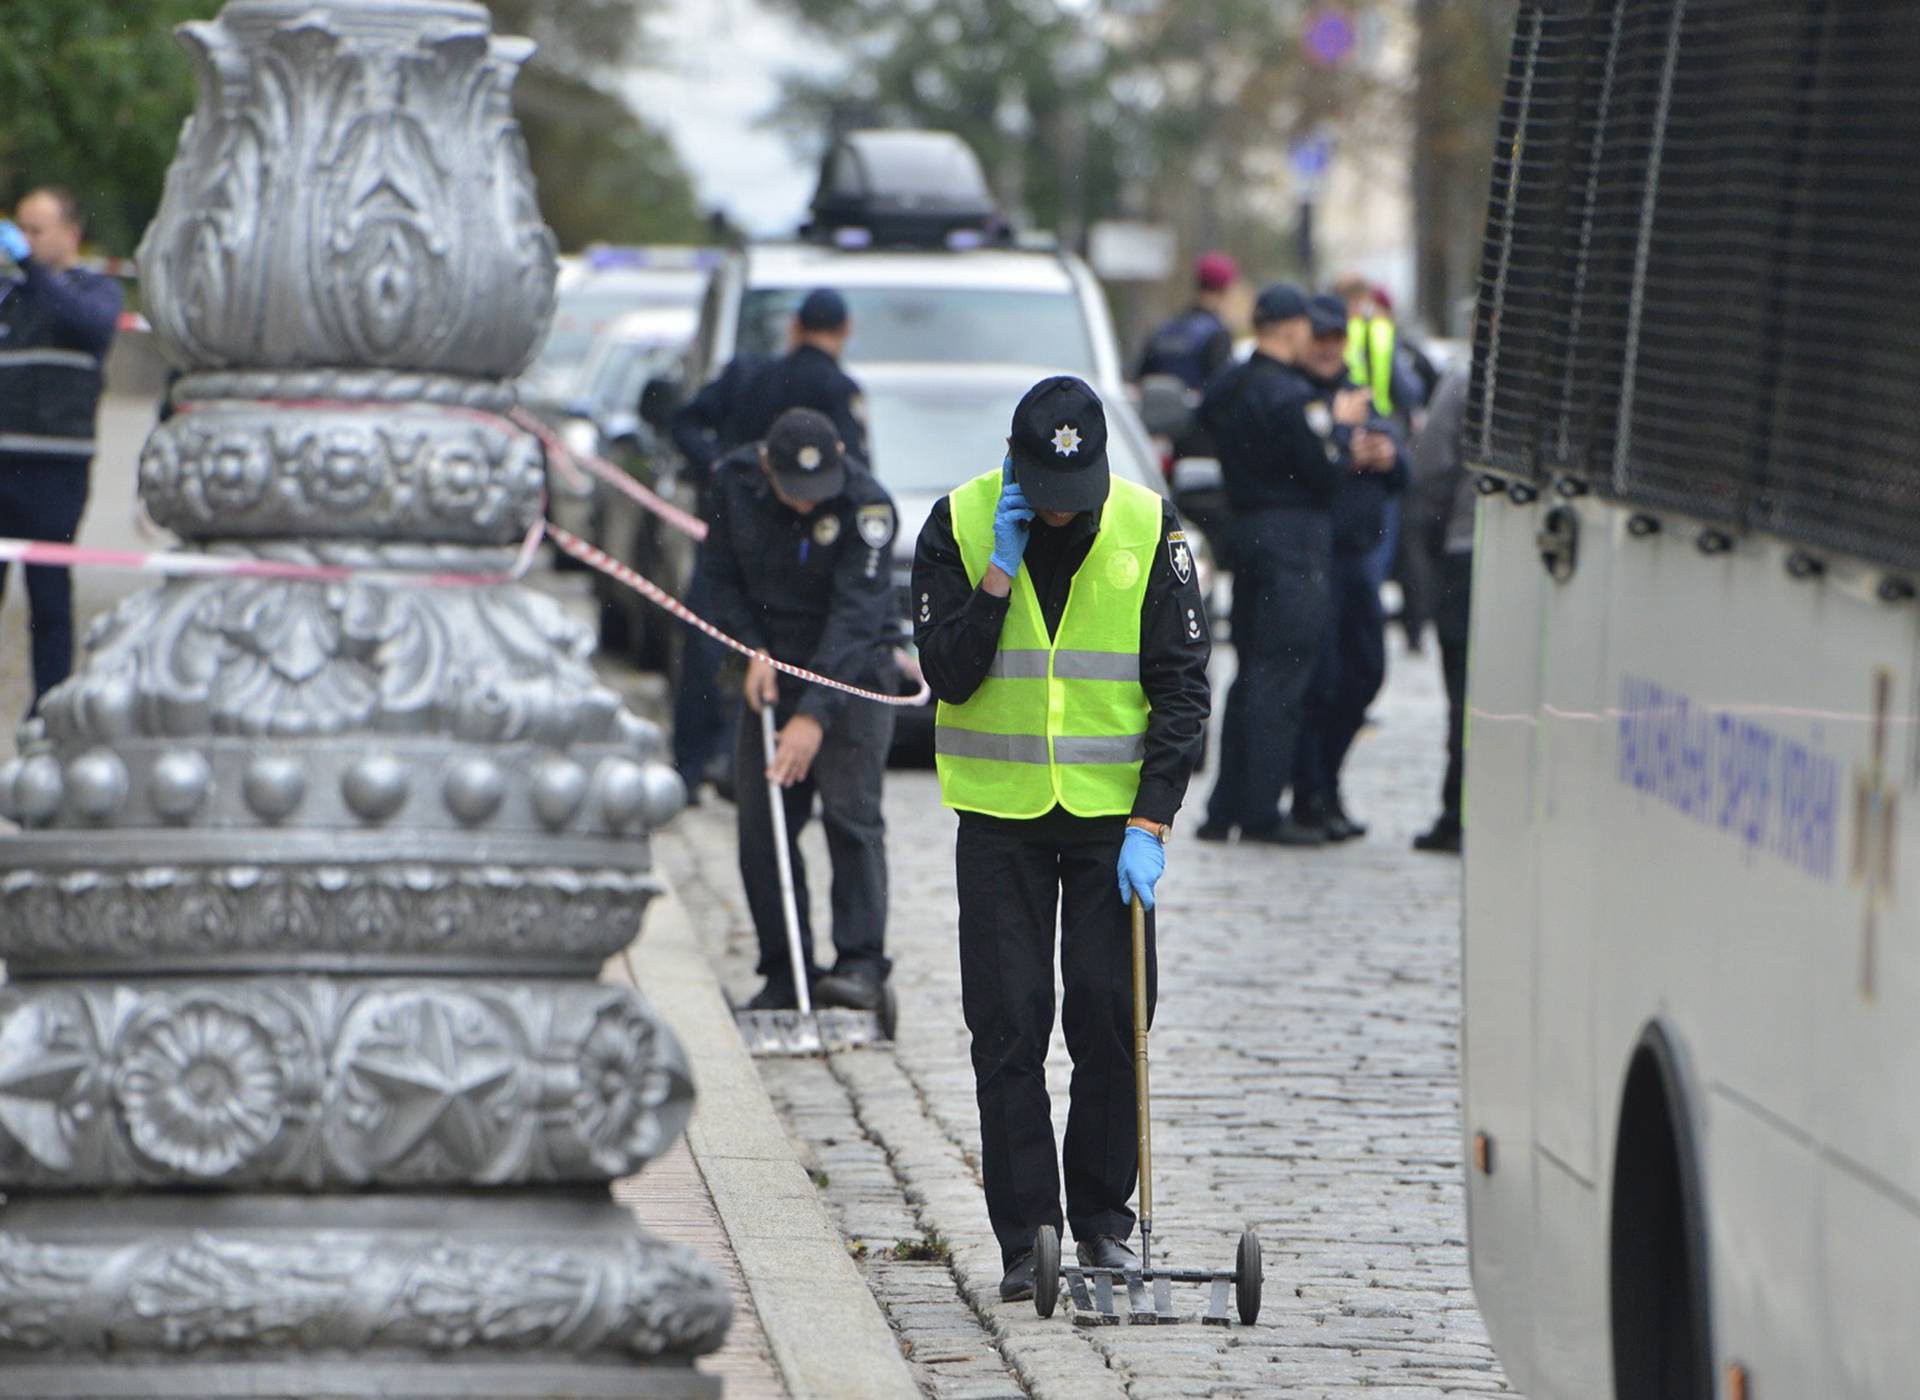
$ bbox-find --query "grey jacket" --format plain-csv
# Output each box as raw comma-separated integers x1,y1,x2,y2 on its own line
1408,368,1474,556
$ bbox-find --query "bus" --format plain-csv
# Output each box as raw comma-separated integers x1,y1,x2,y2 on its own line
1460,4,1920,1399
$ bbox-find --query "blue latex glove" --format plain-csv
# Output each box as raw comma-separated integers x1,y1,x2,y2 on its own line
989,456,1033,577
1117,824,1166,910
0,221,28,264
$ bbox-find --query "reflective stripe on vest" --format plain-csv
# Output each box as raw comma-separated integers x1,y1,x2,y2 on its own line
1344,315,1396,416
935,469,1159,820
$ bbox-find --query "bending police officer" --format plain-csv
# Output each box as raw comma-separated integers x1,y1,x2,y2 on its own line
701,408,899,1013
912,376,1211,1300
668,288,869,799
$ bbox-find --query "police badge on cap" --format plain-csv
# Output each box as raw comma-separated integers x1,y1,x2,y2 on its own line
1008,375,1109,514
764,408,847,504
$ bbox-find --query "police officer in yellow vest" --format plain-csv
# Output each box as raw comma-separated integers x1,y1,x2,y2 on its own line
911,376,1211,1302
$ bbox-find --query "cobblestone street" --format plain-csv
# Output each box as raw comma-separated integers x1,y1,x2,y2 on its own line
661,638,1519,1398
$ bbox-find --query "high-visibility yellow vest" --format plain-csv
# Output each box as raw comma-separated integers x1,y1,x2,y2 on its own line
935,469,1159,819
1346,314,1396,416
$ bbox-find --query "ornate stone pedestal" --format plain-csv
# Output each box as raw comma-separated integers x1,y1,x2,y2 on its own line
0,3,730,1394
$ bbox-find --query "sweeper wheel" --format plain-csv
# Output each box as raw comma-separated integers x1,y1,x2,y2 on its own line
1235,1230,1262,1325
1033,1225,1060,1318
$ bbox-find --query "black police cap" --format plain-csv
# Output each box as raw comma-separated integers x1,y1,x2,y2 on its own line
797,287,849,332
1251,282,1309,327
1008,375,1108,515
764,407,847,503
1306,293,1348,337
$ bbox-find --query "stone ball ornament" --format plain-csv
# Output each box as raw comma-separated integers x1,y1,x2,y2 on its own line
531,758,589,830
68,750,131,822
13,754,64,827
0,756,24,821
638,762,689,828
597,758,649,832
443,757,506,825
342,753,411,822
150,750,214,822
243,755,308,821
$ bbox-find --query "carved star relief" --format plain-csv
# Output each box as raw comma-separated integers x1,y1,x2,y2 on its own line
0,1005,91,1171
347,997,516,1170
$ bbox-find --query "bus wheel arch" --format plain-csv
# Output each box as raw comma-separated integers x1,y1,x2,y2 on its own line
1609,1018,1715,1400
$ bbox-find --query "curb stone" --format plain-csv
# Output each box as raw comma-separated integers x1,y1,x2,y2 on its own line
610,889,919,1400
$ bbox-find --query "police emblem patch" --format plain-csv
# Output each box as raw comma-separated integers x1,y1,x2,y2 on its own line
797,445,823,471
1051,424,1082,457
1305,402,1333,438
857,503,895,549
1106,550,1141,589
812,513,842,546
1167,530,1193,585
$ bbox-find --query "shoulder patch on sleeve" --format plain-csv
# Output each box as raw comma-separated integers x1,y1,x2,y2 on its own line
1166,530,1194,585
849,392,868,425
857,502,895,549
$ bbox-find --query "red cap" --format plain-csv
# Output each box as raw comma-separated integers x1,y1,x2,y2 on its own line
1195,251,1238,292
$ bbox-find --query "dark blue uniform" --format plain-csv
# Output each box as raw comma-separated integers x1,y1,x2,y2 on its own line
701,447,899,990
1196,351,1345,838
0,258,122,708
1134,305,1234,391
667,344,871,790
1290,374,1408,825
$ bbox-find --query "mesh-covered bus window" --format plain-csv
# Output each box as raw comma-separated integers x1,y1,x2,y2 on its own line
1608,0,1809,524
1468,4,1599,482
1552,0,1674,487
1755,9,1920,570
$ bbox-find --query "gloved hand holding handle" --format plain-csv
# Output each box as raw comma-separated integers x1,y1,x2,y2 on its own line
989,455,1033,578
0,221,29,265
1116,824,1166,909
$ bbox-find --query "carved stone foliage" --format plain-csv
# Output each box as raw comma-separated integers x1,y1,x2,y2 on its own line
0,1228,730,1359
139,404,544,542
36,569,623,748
137,3,557,377
0,864,657,971
0,982,690,1189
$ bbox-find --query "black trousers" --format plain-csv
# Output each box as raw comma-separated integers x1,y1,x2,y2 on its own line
1436,550,1473,823
1205,508,1332,833
673,550,736,789
957,812,1157,1267
0,455,90,709
735,696,894,986
1293,547,1388,806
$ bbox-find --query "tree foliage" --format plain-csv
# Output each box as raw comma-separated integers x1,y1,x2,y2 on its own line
0,1,221,255
0,0,705,257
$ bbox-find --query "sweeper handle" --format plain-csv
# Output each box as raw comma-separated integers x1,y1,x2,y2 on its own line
763,704,814,1017
1131,892,1153,1272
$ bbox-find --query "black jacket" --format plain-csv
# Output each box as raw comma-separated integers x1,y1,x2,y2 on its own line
1294,367,1410,556
670,344,869,483
1197,351,1345,515
911,490,1212,829
0,260,123,457
700,446,899,727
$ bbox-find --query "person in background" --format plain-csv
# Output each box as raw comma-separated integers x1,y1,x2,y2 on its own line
1408,356,1473,854
0,188,123,711
667,288,869,800
1195,285,1362,845
1134,252,1239,392
1287,295,1409,842
701,408,899,1012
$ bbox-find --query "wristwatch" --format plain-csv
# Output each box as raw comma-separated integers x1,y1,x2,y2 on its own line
1126,817,1171,844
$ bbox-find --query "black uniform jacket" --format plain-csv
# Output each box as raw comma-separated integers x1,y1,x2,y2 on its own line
1197,350,1345,515
910,489,1212,829
670,344,869,481
1293,366,1410,556
700,446,898,728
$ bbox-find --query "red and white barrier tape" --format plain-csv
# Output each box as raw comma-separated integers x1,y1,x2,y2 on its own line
547,525,930,709
510,408,709,543
0,515,546,589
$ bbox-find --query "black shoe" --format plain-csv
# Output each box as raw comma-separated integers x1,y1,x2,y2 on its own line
744,980,803,1012
1413,818,1463,854
1327,797,1367,842
1074,1235,1140,1271
999,1251,1035,1302
1243,818,1326,848
1195,821,1234,843
814,968,885,1012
